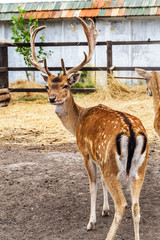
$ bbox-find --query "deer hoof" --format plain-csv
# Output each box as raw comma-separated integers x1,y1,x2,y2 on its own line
86,222,96,231
102,209,110,217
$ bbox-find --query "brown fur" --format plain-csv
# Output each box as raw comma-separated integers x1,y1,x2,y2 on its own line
28,21,148,240
136,68,160,136
154,105,160,136
43,73,149,240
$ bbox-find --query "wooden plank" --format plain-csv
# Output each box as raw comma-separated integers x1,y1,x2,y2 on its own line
9,88,47,92
71,88,96,93
114,76,145,80
111,40,160,45
115,67,160,71
7,42,104,47
4,40,160,47
0,88,10,94
8,67,109,71
9,88,96,93
8,66,160,72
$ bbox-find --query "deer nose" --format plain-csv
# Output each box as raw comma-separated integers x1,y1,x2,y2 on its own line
49,97,56,103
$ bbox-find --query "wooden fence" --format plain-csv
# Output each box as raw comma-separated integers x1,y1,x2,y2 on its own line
1,40,160,92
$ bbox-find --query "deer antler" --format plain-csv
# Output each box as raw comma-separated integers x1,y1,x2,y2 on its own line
62,17,98,76
29,17,98,77
28,25,52,76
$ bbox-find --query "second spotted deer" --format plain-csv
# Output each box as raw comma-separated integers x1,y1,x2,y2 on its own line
136,68,160,136
29,17,148,240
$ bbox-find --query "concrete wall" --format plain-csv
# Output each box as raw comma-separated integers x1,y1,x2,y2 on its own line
1,16,160,86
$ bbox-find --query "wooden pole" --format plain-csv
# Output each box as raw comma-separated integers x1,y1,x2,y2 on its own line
107,41,112,73
0,44,8,88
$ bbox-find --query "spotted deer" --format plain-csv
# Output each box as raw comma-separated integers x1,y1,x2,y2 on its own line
136,68,160,136
29,17,148,240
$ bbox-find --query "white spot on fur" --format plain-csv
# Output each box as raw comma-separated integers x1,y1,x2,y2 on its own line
104,141,110,164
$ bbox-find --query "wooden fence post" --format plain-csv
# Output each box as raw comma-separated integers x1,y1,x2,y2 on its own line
0,44,8,88
107,41,113,73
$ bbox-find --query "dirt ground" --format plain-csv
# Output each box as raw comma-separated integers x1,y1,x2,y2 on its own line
0,141,159,240
0,84,159,240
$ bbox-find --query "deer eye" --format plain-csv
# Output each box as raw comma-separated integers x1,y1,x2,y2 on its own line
63,85,69,89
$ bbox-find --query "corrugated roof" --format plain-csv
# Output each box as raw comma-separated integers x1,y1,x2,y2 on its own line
1,0,160,21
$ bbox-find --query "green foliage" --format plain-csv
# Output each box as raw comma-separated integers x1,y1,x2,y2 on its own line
10,6,52,67
73,71,96,88
138,79,144,85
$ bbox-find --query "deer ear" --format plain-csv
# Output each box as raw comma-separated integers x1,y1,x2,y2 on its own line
68,73,81,87
135,68,151,80
41,74,48,82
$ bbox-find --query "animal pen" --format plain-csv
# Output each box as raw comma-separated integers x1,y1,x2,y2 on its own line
1,40,160,92
0,40,160,240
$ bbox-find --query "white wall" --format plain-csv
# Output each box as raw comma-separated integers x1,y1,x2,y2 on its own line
1,16,160,86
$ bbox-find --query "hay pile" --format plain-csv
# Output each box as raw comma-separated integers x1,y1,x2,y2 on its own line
9,80,46,100
0,77,158,150
9,79,44,89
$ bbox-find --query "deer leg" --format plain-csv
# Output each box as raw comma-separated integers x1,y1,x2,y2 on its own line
83,154,97,230
101,176,110,217
103,175,127,240
130,178,144,240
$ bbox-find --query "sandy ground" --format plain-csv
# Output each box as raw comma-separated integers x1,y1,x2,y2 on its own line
0,85,159,239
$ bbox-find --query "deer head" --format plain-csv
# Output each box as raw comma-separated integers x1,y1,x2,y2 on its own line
135,68,153,96
28,17,98,105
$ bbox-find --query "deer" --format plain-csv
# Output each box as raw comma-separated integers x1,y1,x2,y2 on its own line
28,17,149,240
136,68,160,136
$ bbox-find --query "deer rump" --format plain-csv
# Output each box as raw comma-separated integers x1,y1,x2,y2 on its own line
76,105,147,179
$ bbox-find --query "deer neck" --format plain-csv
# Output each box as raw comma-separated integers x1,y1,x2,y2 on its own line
151,72,160,113
54,92,86,135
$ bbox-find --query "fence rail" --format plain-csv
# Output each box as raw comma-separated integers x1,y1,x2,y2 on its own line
0,40,160,92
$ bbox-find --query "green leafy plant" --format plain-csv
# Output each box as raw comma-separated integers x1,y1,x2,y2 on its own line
73,71,96,88
10,6,52,81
